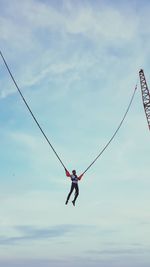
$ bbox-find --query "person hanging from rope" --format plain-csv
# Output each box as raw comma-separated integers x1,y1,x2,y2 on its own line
65,169,83,206
0,50,138,191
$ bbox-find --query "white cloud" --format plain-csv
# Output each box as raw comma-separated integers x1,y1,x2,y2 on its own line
0,0,140,50
1,0,150,264
64,7,138,43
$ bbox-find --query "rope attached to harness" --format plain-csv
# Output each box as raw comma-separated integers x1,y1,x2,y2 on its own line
0,50,137,179
0,50,67,171
81,85,137,177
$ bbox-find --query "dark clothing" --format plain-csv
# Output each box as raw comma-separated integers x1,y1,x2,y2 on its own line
66,182,79,204
65,169,81,205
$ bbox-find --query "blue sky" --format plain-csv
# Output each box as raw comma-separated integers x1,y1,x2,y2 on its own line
0,0,150,266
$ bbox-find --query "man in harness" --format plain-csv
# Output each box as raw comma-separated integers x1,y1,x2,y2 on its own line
65,169,83,206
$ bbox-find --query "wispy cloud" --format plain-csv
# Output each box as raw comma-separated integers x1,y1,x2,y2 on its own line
0,0,146,99
0,259,67,267
1,0,150,265
87,247,150,255
0,224,82,245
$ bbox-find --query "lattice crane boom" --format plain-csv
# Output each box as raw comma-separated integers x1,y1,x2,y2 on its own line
139,69,150,130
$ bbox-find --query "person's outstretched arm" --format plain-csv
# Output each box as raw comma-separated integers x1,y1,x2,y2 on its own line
78,173,84,180
65,168,71,177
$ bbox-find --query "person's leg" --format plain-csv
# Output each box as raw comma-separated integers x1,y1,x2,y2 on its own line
72,184,79,206
65,183,74,204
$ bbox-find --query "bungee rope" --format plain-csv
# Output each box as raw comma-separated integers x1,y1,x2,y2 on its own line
0,50,67,171
81,85,137,177
0,50,137,179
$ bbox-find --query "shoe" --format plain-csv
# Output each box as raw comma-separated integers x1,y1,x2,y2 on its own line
72,200,75,206
65,200,68,205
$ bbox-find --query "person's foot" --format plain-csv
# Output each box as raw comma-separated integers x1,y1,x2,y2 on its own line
65,200,68,205
72,200,75,206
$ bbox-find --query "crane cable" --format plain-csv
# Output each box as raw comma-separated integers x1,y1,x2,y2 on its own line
0,50,137,177
0,50,67,170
